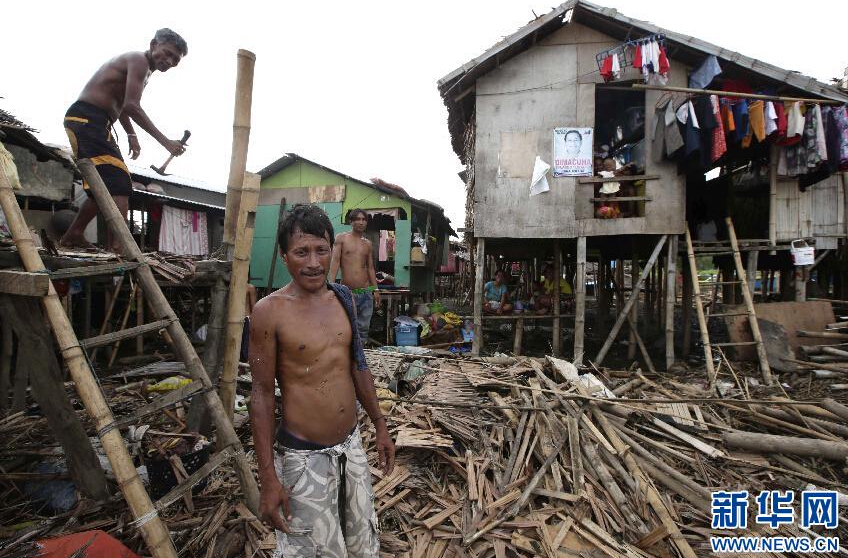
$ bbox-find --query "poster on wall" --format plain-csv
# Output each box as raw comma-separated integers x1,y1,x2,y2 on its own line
553,127,594,177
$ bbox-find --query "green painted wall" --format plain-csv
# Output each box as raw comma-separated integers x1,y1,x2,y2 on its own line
251,159,412,290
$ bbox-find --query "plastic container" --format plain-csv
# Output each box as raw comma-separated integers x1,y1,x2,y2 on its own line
790,240,814,266
395,324,419,347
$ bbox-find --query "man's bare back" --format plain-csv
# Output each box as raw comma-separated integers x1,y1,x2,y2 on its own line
332,231,373,289
252,285,358,446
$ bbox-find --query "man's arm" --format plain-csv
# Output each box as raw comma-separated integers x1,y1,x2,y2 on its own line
118,113,140,160
121,54,185,156
351,364,395,475
248,302,290,532
366,239,381,305
328,235,343,282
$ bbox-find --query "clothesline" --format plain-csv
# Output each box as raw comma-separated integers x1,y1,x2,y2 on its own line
632,83,844,106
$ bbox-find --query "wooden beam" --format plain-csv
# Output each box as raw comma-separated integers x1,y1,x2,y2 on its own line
472,237,485,356
552,241,561,356
573,236,586,364
49,261,141,280
595,235,668,365
0,269,49,296
81,318,174,350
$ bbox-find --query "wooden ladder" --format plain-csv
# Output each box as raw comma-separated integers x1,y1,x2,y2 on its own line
684,218,774,388
0,159,260,558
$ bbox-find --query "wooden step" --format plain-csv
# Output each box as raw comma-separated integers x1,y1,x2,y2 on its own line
81,318,175,349
710,341,758,347
705,311,749,318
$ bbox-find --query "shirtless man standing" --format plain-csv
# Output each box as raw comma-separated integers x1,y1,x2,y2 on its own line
328,209,381,345
61,28,188,250
249,204,394,558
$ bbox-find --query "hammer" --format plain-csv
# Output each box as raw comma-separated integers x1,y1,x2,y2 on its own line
150,130,191,176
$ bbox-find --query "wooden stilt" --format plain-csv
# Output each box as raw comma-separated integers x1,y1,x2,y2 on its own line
109,279,138,367
595,254,606,334
91,274,126,363
552,241,562,356
84,279,92,338
682,261,692,359
77,160,260,512
595,235,668,366
2,158,178,556
615,260,623,316
794,265,807,302
187,274,229,434
747,251,759,301
0,321,10,414
665,236,677,370
472,237,485,356
628,243,639,361
574,237,586,365
222,50,257,256
513,317,524,356
136,288,145,355
656,257,664,325
0,295,109,499
219,173,260,422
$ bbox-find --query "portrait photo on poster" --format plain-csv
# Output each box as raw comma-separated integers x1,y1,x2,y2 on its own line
553,127,593,177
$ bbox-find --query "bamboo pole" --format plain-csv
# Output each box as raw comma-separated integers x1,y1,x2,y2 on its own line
723,431,848,461
627,243,639,361
136,287,145,355
726,218,774,386
665,236,677,369
595,235,667,365
472,238,485,356
220,173,261,422
684,226,716,388
76,160,260,513
681,261,692,359
0,321,10,414
0,161,176,556
109,279,138,367
769,143,779,252
573,236,586,364
222,50,256,254
90,274,126,363
631,83,843,105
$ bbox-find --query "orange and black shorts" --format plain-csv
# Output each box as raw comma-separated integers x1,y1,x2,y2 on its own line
64,100,133,197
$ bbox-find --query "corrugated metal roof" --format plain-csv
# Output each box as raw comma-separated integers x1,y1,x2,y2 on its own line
128,164,224,192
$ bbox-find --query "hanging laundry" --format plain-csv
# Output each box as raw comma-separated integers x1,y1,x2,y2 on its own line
600,55,615,82
786,102,805,138
689,55,722,89
831,106,848,168
632,43,642,69
731,101,749,143
764,101,778,136
813,104,827,162
158,205,209,256
741,100,766,148
720,99,736,133
611,52,621,80
774,101,787,138
658,45,670,77
664,100,684,155
710,95,727,162
802,107,822,169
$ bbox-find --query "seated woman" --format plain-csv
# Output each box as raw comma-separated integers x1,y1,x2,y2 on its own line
483,270,513,314
536,264,574,314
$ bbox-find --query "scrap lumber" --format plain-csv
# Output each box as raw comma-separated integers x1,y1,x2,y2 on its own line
723,431,848,461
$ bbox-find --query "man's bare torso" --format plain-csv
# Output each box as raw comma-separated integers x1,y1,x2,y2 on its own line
78,52,150,121
337,232,372,289
265,286,357,446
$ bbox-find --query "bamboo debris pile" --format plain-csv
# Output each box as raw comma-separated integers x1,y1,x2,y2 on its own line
3,348,848,557
362,350,848,557
793,312,848,388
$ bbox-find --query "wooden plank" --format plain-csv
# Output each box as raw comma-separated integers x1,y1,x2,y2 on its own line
574,236,586,364
81,318,174,349
49,261,141,279
577,174,659,184
423,502,463,530
113,381,206,429
472,238,485,356
0,270,49,296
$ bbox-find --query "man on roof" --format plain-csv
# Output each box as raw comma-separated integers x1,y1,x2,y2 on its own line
60,28,189,251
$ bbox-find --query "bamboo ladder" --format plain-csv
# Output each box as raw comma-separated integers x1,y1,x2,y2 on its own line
0,159,260,557
683,217,774,387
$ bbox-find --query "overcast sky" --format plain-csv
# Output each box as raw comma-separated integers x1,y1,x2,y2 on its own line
4,1,844,228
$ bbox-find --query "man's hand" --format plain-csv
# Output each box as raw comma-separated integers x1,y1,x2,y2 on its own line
259,478,291,533
128,135,141,160
162,138,187,157
373,290,381,306
375,423,395,476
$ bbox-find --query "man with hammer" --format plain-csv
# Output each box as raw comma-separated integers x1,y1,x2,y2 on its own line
60,28,189,251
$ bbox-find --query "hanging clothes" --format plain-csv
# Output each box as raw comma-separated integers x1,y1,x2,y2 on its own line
664,99,684,155
720,99,736,133
689,55,722,89
802,107,822,169
741,100,766,148
786,102,805,138
832,106,848,169
600,55,615,82
158,205,209,256
764,102,778,136
813,104,828,162
710,95,727,162
731,100,749,143
774,101,788,138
